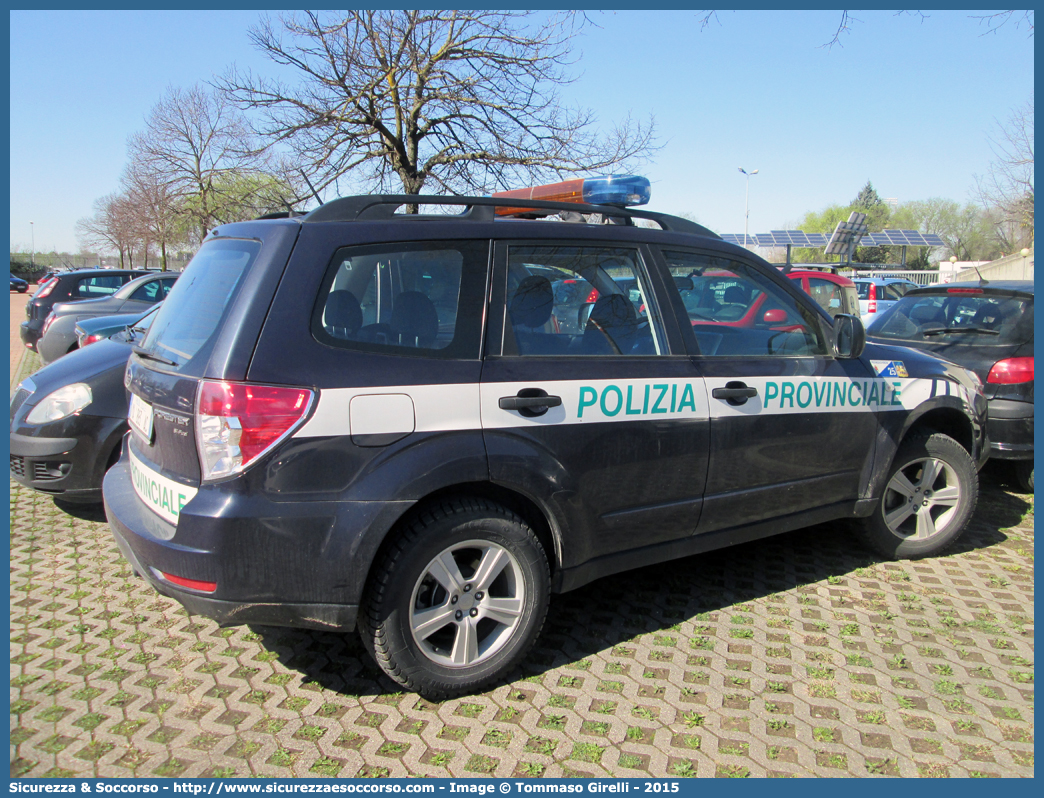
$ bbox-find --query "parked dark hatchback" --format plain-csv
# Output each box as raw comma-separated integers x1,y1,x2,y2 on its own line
104,189,988,699
20,268,148,352
11,308,157,504
11,275,29,293
868,280,1034,490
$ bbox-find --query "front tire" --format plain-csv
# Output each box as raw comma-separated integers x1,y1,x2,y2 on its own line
360,497,550,699
858,432,978,559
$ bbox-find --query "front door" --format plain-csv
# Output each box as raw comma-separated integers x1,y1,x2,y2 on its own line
657,248,879,534
480,241,710,567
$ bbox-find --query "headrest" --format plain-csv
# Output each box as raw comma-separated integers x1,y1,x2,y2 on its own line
510,276,554,329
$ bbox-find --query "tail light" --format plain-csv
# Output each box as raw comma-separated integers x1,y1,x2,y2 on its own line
586,288,600,303
987,357,1034,384
196,380,314,481
867,283,877,314
80,333,104,347
36,278,57,298
41,313,57,337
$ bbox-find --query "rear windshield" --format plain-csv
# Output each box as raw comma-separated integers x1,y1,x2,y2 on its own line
138,239,260,370
869,292,1033,345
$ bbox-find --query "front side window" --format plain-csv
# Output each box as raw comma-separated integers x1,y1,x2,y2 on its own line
503,245,662,356
130,279,166,302
313,240,487,358
661,250,827,357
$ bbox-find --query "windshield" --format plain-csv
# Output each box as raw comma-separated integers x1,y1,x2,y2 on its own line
869,292,1033,345
138,239,260,370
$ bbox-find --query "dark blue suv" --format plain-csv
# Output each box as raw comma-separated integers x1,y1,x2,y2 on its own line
103,192,988,698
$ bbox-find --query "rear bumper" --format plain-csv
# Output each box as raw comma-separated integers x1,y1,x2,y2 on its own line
987,399,1033,460
102,454,410,632
19,321,39,351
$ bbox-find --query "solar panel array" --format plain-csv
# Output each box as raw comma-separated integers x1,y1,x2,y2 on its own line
720,230,945,248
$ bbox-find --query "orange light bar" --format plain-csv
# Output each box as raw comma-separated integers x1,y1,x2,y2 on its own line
492,179,586,216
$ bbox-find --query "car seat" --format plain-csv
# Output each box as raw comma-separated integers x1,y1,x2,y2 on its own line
510,276,565,355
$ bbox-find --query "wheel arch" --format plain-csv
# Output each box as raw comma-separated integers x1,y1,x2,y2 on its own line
360,480,562,600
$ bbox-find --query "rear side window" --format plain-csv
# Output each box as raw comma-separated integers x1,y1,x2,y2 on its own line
76,275,124,297
139,240,260,370
503,245,662,356
313,240,488,359
129,278,172,302
855,282,871,300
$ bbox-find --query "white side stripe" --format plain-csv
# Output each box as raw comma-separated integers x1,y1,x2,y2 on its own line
292,376,970,438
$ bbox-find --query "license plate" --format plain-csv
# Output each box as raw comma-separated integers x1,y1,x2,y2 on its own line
129,393,154,442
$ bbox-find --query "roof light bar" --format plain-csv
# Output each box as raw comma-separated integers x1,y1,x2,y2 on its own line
492,175,651,217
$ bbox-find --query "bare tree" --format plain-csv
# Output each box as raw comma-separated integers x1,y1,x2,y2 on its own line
976,96,1034,246
697,10,1032,47
75,193,140,268
129,84,281,244
123,158,187,271
219,11,656,201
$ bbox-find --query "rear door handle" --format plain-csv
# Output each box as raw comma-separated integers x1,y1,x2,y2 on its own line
499,389,562,417
712,382,758,406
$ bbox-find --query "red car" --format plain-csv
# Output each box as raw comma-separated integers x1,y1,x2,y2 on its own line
786,269,861,319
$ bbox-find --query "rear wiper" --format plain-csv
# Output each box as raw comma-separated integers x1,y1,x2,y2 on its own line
922,327,1000,337
132,345,179,366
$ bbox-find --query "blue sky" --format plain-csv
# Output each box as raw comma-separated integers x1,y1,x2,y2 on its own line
8,9,1034,254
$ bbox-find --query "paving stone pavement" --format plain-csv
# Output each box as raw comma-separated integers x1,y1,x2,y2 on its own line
9,459,1033,780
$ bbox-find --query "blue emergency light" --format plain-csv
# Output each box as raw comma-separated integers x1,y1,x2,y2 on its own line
492,175,651,215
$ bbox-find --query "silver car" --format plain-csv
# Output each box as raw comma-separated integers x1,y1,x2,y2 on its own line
852,277,919,323
37,272,177,365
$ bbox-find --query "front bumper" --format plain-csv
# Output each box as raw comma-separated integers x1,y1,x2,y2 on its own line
9,416,126,501
102,455,412,632
987,399,1033,460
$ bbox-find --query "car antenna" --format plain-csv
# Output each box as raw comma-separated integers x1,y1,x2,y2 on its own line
973,265,989,287
301,170,324,207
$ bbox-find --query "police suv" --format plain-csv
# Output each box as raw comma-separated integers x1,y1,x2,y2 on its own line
104,177,988,698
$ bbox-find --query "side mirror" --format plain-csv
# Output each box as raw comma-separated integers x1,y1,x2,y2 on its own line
762,308,787,324
833,313,866,359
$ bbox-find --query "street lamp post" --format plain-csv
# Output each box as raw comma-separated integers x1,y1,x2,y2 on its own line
30,221,35,268
738,168,759,247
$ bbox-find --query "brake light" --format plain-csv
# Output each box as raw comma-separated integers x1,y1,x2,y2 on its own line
492,175,651,216
196,380,314,480
41,313,57,337
586,288,600,303
948,287,984,294
36,278,57,298
987,357,1034,384
867,283,877,314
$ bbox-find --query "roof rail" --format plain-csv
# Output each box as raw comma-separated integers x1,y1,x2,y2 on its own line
301,194,719,238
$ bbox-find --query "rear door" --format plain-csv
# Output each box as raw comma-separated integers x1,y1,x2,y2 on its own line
480,240,710,565
657,247,879,534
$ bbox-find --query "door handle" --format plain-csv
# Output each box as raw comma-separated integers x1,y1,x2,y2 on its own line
499,389,562,418
712,382,758,406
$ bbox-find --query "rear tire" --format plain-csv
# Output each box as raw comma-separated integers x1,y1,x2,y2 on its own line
360,497,550,699
1014,460,1034,493
858,432,978,559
